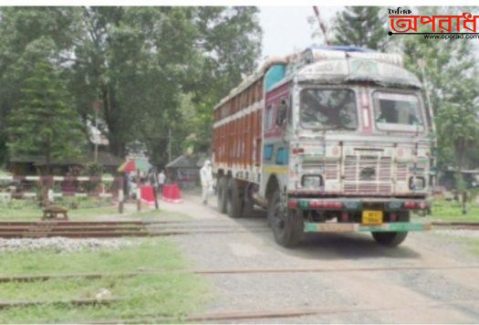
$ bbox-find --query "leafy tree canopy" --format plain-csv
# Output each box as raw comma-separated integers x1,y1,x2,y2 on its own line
7,59,85,173
0,6,262,168
331,6,387,50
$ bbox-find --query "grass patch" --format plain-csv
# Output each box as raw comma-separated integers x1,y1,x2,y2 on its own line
0,239,185,275
0,198,187,221
0,198,118,221
0,239,208,323
428,199,479,222
0,200,40,220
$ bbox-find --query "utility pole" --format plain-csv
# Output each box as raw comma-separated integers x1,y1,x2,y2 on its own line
93,100,101,164
167,128,172,163
313,6,330,46
94,105,98,163
418,59,437,190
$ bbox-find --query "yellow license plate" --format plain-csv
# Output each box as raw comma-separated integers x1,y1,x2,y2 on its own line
362,210,383,225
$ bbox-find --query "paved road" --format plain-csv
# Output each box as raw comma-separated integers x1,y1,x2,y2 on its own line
161,195,479,323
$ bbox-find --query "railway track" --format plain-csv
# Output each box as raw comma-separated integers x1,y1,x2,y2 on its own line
21,299,479,323
2,265,479,321
0,220,269,238
1,298,477,322
0,220,476,238
1,264,478,283
431,221,479,230
0,298,119,310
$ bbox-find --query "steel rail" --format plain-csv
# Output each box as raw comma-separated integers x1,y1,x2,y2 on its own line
0,220,477,239
2,264,478,283
73,299,479,323
432,221,479,228
0,298,121,310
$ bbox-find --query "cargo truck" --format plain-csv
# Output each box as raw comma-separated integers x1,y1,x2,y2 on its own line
212,46,434,247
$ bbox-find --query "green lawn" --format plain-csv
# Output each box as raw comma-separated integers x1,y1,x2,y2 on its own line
0,197,185,221
428,199,479,222
0,239,208,323
0,197,119,221
0,204,120,221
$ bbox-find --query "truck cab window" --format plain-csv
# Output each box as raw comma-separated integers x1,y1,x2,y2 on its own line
300,88,357,130
374,92,423,131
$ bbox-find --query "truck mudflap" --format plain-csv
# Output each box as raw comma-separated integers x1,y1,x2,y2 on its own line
304,222,432,233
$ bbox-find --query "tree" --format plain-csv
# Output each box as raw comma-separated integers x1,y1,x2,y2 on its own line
0,7,261,168
7,60,85,173
69,7,261,165
0,7,81,165
331,7,387,50
183,7,262,154
398,7,479,186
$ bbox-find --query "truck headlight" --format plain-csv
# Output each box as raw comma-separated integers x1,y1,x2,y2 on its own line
301,175,323,188
409,176,426,190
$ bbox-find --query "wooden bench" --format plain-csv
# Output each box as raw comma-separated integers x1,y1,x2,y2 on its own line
42,206,69,220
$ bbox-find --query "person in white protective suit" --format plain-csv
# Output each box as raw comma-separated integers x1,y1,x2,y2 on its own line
199,160,214,205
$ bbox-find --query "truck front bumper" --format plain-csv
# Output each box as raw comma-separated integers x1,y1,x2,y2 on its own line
288,198,429,211
304,222,432,233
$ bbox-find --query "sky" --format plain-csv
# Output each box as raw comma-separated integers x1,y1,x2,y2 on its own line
259,6,479,59
259,6,341,59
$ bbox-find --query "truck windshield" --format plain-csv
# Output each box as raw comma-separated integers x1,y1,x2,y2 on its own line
300,88,357,130
373,92,424,132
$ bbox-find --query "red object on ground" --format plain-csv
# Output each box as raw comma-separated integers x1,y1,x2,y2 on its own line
162,184,182,203
140,185,155,205
122,160,136,173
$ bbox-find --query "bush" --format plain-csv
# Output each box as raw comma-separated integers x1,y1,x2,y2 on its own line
56,197,113,209
0,198,38,209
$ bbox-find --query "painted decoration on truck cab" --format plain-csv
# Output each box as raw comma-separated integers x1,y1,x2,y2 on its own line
264,83,290,139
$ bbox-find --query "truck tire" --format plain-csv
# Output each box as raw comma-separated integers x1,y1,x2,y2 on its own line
227,179,242,218
217,177,228,214
372,232,408,247
267,190,303,247
372,211,409,247
241,184,254,218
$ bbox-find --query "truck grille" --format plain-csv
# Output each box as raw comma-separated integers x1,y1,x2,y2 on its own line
397,162,408,181
302,160,339,180
344,155,392,194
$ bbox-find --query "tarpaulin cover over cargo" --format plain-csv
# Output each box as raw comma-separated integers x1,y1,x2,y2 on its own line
118,157,151,173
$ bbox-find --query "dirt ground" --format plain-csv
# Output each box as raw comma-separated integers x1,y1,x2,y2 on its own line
160,194,479,323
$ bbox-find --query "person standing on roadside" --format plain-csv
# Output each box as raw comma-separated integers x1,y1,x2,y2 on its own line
199,160,213,205
158,169,166,195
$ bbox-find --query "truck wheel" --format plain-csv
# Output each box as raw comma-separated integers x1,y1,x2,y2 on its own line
217,177,228,214
241,184,254,218
267,190,303,247
372,211,409,247
227,179,242,218
372,232,408,247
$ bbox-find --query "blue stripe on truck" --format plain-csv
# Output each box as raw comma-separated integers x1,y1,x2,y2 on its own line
304,222,432,233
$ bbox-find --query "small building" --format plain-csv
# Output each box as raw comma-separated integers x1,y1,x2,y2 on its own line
439,168,479,190
166,154,206,189
8,150,123,176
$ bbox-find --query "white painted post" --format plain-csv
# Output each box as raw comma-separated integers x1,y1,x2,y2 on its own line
47,188,54,203
118,189,124,211
136,169,141,212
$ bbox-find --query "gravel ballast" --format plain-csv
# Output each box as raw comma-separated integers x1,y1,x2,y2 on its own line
0,237,135,253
